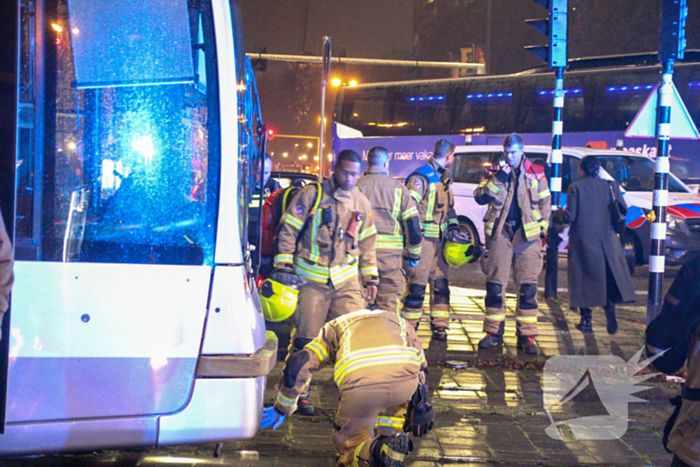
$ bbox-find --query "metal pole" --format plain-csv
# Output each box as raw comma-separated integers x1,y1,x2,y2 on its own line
244,53,485,71
647,59,674,323
318,37,331,182
545,67,564,299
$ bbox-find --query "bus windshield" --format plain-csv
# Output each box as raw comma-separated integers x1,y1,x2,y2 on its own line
597,155,687,192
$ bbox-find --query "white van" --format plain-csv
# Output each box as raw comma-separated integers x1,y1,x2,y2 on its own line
450,145,700,274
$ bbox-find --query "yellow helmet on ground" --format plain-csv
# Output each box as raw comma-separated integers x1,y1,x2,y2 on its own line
259,278,299,322
443,238,477,267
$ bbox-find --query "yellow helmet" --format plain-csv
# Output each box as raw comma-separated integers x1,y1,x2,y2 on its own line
443,239,477,267
259,278,299,322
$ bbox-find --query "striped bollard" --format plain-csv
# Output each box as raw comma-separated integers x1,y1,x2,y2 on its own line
545,67,564,299
647,60,674,323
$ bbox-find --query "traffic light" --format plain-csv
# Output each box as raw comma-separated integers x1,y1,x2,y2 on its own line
525,0,568,68
252,45,267,72
267,128,275,141
659,0,687,61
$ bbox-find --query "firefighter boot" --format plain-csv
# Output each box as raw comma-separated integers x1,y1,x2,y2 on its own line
517,335,538,355
478,321,504,349
296,398,315,416
370,433,413,467
431,323,447,341
604,303,617,335
576,308,593,333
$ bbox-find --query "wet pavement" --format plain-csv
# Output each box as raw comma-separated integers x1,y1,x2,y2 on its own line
0,261,682,467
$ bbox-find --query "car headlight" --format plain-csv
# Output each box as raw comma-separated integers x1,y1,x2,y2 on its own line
665,214,680,231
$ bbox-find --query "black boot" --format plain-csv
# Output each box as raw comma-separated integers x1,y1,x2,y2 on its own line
517,335,538,354
575,308,593,333
604,304,617,334
431,323,448,341
370,433,412,467
296,398,315,416
478,321,504,349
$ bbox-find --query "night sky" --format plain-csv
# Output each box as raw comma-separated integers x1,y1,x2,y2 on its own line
240,0,699,169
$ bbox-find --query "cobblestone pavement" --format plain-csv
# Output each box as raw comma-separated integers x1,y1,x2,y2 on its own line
219,285,678,467
0,282,678,467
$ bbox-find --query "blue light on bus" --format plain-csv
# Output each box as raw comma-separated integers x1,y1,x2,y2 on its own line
465,92,512,99
536,89,582,96
407,95,446,102
607,85,655,92
689,82,700,88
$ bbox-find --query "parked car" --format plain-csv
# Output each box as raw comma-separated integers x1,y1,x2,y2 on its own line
269,171,320,189
450,145,700,275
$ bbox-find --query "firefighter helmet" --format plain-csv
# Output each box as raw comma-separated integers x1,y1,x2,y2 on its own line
443,235,477,267
259,277,299,322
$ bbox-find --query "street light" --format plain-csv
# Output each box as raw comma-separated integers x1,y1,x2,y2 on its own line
331,77,342,87
348,79,358,86
307,142,313,148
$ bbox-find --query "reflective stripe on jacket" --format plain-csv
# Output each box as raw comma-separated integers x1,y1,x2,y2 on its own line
357,167,422,258
406,157,458,240
274,177,378,287
274,310,427,416
474,158,551,243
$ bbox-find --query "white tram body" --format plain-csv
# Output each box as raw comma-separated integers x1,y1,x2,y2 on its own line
0,0,274,455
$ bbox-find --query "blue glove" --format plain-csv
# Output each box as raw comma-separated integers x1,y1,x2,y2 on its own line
407,259,419,268
260,406,286,430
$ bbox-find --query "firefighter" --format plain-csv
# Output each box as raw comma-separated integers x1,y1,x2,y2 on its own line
646,255,700,467
473,134,551,354
401,139,460,341
274,149,379,415
259,309,433,467
357,147,422,314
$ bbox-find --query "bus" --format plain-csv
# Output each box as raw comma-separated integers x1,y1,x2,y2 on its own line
332,51,700,184
0,0,275,456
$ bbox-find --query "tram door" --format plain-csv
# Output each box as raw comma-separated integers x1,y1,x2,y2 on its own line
0,0,18,434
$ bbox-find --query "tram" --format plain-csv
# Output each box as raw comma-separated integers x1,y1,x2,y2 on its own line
0,0,275,455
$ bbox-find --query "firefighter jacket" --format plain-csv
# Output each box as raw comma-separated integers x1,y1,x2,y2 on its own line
474,158,551,243
357,166,422,260
274,176,379,288
406,157,458,240
273,310,428,416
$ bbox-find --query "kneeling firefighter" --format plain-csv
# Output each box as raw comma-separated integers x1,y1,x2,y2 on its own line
646,255,700,467
259,309,433,467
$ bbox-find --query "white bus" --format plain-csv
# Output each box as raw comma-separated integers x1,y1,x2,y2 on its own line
0,0,276,456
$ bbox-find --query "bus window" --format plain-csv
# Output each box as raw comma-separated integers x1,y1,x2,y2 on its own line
394,90,449,133
455,82,515,134
340,88,392,130
16,0,220,266
519,78,585,133
452,152,492,184
590,72,658,131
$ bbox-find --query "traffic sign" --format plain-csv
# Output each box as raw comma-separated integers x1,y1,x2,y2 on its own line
625,82,700,139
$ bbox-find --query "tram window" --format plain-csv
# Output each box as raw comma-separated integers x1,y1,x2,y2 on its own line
519,82,585,133
15,0,219,265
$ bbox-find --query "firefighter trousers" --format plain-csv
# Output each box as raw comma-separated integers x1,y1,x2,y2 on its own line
481,228,542,336
401,238,450,329
334,378,417,467
293,275,366,340
373,249,405,315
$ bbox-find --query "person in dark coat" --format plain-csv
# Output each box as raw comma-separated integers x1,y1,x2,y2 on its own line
556,155,637,334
